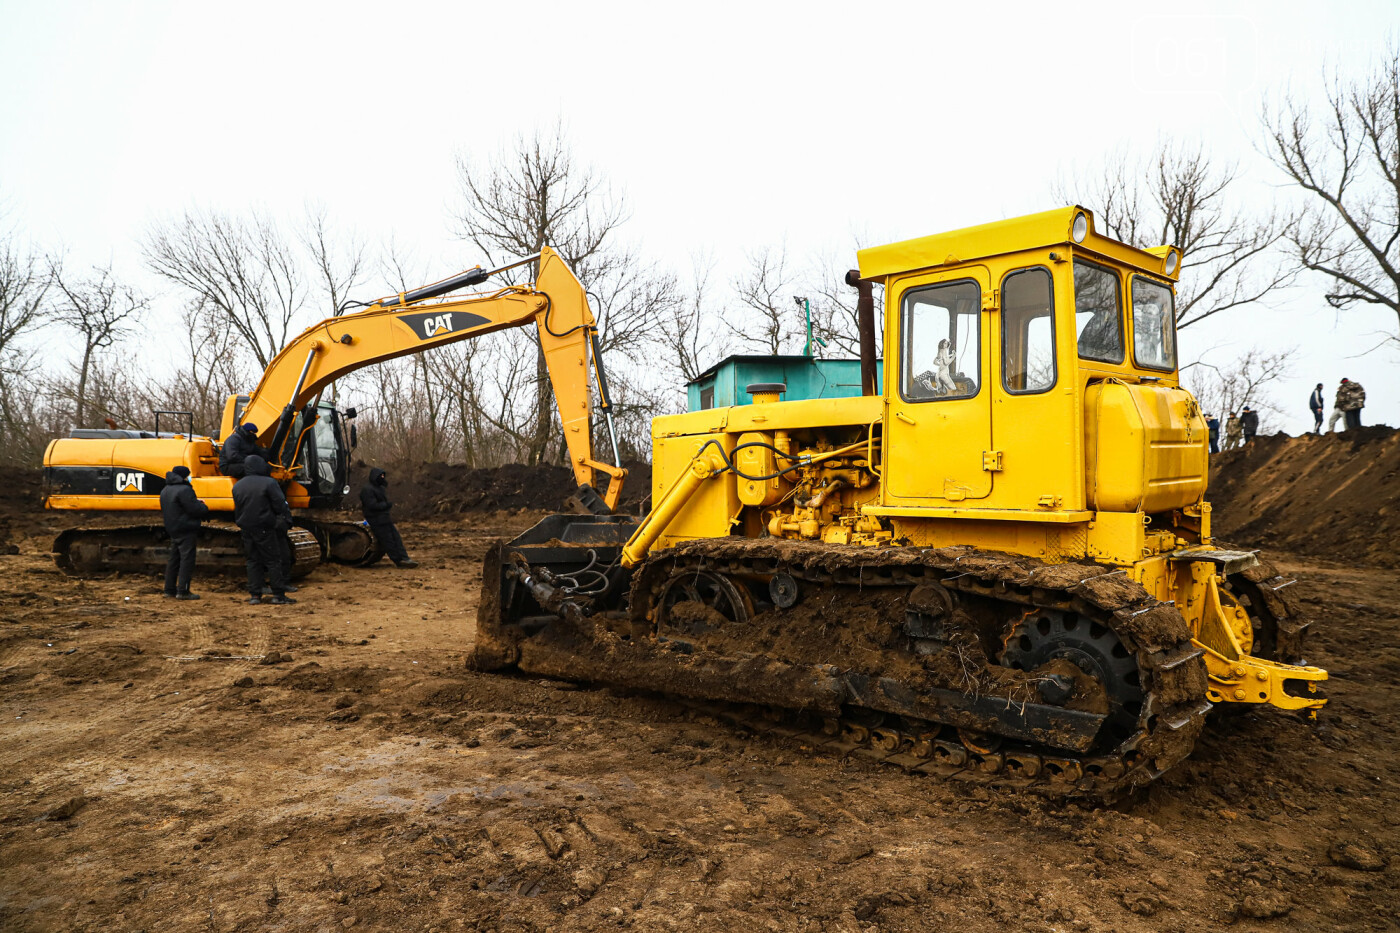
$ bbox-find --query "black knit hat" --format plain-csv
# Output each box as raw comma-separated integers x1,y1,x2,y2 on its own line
172,465,191,478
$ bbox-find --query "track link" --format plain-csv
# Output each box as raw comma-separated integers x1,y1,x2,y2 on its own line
626,540,1212,798
53,522,322,579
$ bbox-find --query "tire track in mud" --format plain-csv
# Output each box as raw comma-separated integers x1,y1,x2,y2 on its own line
70,612,273,779
0,610,271,796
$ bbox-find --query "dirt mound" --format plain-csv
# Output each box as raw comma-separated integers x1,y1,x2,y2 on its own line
348,460,653,521
0,468,46,550
1207,426,1400,568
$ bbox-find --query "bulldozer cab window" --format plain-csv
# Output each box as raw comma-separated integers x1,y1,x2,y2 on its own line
1073,260,1124,364
1131,276,1177,371
901,280,980,402
1001,267,1056,394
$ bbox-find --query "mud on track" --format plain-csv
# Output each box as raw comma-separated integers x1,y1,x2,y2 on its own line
0,506,1397,932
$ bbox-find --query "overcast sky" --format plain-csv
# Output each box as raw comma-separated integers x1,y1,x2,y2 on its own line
1,0,1397,432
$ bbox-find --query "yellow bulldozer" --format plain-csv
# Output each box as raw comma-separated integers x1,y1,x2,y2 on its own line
472,206,1327,796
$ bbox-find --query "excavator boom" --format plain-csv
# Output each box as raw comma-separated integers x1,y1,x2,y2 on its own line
229,246,622,502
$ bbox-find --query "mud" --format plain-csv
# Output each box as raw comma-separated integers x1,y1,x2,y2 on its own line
2,460,1399,929
348,461,653,522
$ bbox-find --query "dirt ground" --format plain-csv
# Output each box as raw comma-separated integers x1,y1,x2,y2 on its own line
3,459,1400,930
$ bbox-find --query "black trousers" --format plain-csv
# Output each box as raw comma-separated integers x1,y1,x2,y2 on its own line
164,532,197,594
241,526,290,597
1345,409,1362,430
369,519,409,563
224,462,247,478
1312,408,1324,433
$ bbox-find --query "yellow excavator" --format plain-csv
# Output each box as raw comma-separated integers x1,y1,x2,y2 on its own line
473,207,1328,797
42,247,626,577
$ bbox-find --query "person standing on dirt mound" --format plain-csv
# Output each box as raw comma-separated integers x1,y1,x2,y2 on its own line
220,422,267,479
1309,383,1326,434
1224,412,1242,451
160,465,209,600
1205,413,1220,454
1240,407,1259,446
1339,378,1367,430
360,468,418,569
232,455,297,605
1328,380,1351,432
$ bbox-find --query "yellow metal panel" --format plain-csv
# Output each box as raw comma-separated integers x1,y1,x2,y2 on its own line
651,432,740,547
652,408,729,438
858,207,1180,284
1084,382,1207,513
724,395,882,433
1086,510,1145,566
863,505,1093,524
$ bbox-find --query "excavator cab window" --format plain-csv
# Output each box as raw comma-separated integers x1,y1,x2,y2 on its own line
295,403,350,503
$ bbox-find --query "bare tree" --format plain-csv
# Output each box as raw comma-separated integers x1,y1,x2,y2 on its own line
452,124,629,466
1056,141,1295,328
1183,347,1297,431
730,244,802,355
1263,45,1400,341
656,257,719,387
0,228,50,458
49,261,148,427
143,208,308,370
807,245,885,360
302,203,368,319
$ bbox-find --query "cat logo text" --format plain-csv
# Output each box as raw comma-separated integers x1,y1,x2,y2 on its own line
115,471,144,493
420,313,454,338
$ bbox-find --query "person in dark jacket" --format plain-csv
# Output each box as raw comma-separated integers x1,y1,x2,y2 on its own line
160,465,209,600
1205,413,1220,454
1240,407,1260,445
1308,383,1325,434
232,455,296,604
359,467,417,568
220,422,267,478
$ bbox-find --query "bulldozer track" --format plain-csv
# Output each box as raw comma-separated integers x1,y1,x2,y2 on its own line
624,540,1214,799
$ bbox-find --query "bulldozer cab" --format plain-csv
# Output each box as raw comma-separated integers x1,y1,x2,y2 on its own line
863,207,1195,520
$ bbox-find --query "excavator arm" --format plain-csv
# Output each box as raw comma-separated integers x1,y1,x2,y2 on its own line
222,246,626,509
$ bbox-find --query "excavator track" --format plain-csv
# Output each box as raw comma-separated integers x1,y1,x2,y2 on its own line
298,519,385,567
53,522,322,579
477,538,1215,798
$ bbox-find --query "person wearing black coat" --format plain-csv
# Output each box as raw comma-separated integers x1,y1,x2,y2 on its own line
220,422,267,478
1205,414,1220,454
160,465,209,599
1309,383,1325,434
1240,407,1260,445
232,455,296,604
359,467,417,568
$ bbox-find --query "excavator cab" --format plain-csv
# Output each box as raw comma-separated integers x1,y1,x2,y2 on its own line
286,401,352,508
